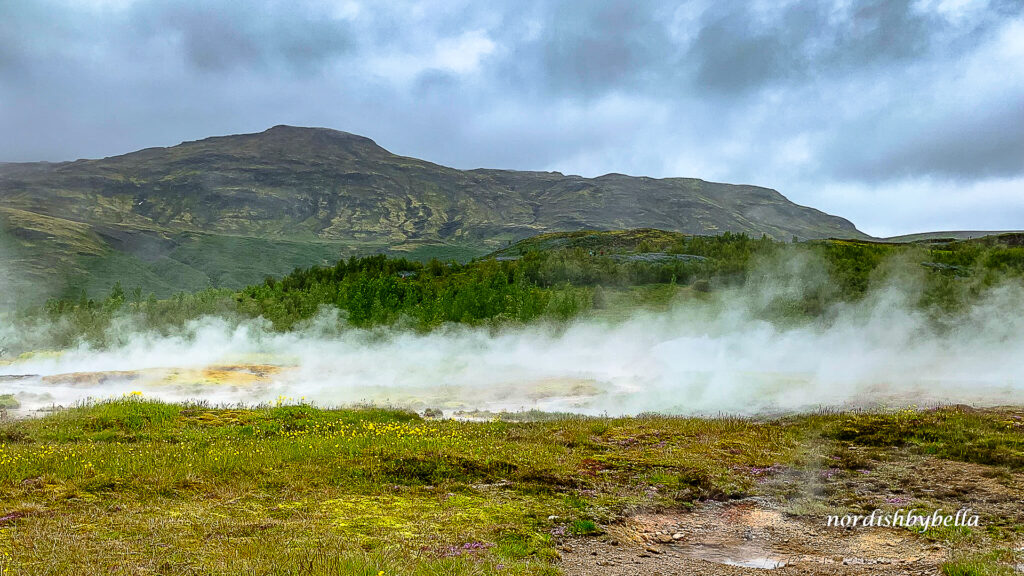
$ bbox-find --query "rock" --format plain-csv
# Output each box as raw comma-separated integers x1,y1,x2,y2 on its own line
672,533,684,540
656,534,673,543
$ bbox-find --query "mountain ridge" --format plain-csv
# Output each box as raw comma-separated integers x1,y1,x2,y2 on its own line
0,125,866,301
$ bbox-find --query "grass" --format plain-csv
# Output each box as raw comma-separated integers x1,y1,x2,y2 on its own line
391,243,488,263
0,398,793,574
942,551,1018,576
822,406,1024,469
0,400,1021,574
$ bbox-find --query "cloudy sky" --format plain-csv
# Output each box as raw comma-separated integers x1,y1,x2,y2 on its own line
1,0,1022,236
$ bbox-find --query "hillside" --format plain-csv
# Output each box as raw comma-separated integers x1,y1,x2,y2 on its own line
11,228,1019,356
884,230,1024,243
0,125,865,301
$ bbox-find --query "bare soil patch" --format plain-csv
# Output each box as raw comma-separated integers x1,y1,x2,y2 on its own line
560,499,944,575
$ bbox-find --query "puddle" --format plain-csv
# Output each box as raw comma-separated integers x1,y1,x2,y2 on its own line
675,542,788,570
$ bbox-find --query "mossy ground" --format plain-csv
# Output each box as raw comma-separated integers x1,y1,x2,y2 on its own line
0,401,1021,574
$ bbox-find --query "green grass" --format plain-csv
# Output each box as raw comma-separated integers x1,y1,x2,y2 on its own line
568,519,601,536
391,243,488,263
941,551,1018,576
823,406,1024,469
0,398,797,574
1,401,1022,574
63,233,357,301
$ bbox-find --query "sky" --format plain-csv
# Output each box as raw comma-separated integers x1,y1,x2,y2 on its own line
0,0,1022,237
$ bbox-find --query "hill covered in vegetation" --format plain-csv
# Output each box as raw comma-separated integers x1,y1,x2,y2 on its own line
10,229,1022,354
0,126,865,302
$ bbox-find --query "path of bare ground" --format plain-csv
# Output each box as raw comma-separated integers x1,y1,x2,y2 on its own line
559,500,942,575
559,450,1024,575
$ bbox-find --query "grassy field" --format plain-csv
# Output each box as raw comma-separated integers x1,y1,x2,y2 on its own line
0,400,1021,575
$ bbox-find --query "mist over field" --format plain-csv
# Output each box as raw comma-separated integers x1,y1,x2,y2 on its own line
3,253,1022,416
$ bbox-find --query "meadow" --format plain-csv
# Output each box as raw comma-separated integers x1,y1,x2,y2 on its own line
0,399,1022,575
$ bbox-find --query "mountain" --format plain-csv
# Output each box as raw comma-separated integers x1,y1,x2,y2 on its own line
883,231,1024,243
0,125,866,302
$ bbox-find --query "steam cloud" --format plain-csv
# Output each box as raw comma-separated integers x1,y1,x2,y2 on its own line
3,262,1023,416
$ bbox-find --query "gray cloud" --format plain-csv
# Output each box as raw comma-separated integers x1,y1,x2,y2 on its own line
683,0,1004,95
130,1,354,73
687,4,814,93
0,0,1021,235
828,95,1024,181
531,0,678,95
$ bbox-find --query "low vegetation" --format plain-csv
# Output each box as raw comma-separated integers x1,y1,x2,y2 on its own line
942,551,1019,576
825,406,1024,469
0,400,1021,574
8,230,1024,352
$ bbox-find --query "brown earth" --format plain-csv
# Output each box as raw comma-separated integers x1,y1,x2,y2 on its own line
559,450,1024,575
559,500,943,575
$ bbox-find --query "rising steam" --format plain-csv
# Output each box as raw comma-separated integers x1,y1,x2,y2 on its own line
2,254,1023,416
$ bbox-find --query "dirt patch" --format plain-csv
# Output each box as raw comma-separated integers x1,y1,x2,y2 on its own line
559,499,945,575
161,364,284,387
31,364,286,391
40,370,140,386
560,452,1024,575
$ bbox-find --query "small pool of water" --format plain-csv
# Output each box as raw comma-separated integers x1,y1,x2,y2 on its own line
676,543,788,570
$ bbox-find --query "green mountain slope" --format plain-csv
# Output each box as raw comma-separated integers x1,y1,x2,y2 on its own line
0,125,866,301
884,230,1024,243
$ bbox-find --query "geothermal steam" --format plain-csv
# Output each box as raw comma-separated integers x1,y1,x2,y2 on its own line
2,262,1023,416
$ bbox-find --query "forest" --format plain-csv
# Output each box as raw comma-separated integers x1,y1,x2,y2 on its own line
12,230,1024,352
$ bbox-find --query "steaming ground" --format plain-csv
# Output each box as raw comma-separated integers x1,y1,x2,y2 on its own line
3,279,1023,417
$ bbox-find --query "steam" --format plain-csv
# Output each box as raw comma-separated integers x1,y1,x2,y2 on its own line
3,261,1023,416
0,221,23,357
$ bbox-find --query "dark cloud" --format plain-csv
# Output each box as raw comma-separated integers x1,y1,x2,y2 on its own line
0,0,1021,235
836,0,939,63
684,0,996,95
532,0,677,94
828,96,1024,181
131,1,353,73
688,7,804,93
